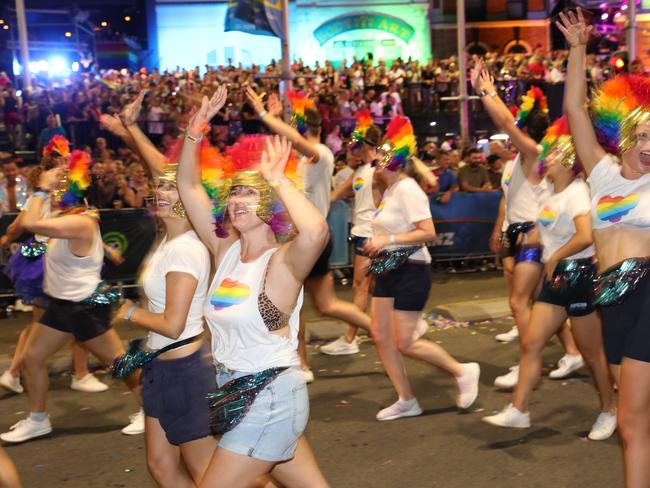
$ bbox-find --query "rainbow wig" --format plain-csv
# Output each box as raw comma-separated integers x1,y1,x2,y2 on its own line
43,135,71,159
591,74,650,154
287,91,314,135
376,116,417,171
539,115,578,174
206,135,301,238
515,86,549,128
348,110,375,151
56,150,92,209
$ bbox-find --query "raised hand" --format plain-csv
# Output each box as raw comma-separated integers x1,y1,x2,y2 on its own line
470,58,484,93
119,90,146,127
244,86,266,116
267,93,283,117
260,136,292,182
99,114,125,135
556,8,593,48
478,68,496,95
186,86,228,138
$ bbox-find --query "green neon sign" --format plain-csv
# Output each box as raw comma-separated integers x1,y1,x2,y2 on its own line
314,13,415,46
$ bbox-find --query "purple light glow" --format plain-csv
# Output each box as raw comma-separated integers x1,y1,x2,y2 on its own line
621,3,628,10
601,12,609,20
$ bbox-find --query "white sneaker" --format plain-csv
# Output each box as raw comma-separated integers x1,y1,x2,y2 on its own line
0,415,52,443
376,398,423,421
13,299,32,313
483,403,531,428
71,373,109,393
299,369,314,384
456,363,480,409
549,354,585,379
494,365,519,390
495,326,519,343
412,317,430,341
121,409,145,435
588,411,617,441
320,336,360,356
0,370,24,394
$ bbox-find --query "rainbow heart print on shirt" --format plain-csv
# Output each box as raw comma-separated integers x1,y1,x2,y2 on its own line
353,177,365,191
374,201,385,217
503,172,512,187
538,206,558,227
596,193,640,223
210,278,251,310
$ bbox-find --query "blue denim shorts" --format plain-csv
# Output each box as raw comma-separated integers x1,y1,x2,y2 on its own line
216,366,309,462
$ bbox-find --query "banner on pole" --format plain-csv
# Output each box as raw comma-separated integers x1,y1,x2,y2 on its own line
225,0,284,38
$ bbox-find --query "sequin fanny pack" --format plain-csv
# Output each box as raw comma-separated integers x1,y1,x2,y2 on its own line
20,239,47,258
208,367,288,436
592,257,650,308
110,333,203,379
81,281,121,306
548,258,596,293
369,246,421,275
504,221,535,256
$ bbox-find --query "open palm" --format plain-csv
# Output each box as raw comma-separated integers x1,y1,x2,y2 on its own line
187,86,228,137
260,136,292,182
556,8,593,48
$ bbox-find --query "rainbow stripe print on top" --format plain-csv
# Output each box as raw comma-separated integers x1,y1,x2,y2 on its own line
211,278,251,310
353,177,365,191
596,194,640,223
538,206,558,227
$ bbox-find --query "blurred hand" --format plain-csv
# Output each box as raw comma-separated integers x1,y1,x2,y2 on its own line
119,91,145,127
244,86,266,115
260,136,292,182
556,8,593,48
363,235,390,257
267,93,283,117
99,114,125,135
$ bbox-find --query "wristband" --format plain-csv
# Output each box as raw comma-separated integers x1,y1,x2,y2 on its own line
33,191,49,200
389,234,396,245
125,304,138,322
185,132,203,144
259,110,268,119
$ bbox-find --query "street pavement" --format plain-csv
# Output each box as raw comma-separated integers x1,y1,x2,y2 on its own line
0,271,623,487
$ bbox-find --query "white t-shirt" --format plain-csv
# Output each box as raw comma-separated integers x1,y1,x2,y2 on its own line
142,231,210,350
536,180,595,263
351,163,376,238
372,177,432,262
506,154,551,226
300,143,334,218
147,106,165,135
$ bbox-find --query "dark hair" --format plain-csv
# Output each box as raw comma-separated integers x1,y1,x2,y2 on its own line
487,154,500,166
304,107,322,137
526,107,550,143
467,147,482,157
364,125,382,147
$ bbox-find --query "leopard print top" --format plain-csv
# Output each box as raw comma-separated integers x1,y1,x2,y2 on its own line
257,257,292,331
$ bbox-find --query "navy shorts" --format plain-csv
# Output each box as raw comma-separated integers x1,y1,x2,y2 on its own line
350,235,369,257
600,273,650,365
373,262,432,311
142,343,216,445
41,296,111,342
307,236,333,279
536,259,596,317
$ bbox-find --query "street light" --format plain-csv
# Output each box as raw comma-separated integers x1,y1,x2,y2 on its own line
101,21,108,27
65,31,72,37
124,16,131,22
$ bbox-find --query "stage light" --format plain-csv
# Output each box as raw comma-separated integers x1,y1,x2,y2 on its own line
37,60,50,72
15,90,22,97
71,62,80,72
124,16,131,22
622,3,628,9
2,25,8,30
490,133,509,141
614,11,622,18
28,61,40,73
477,138,489,144
65,31,72,37
0,19,4,24
616,58,625,68
50,58,67,74
599,2,607,7
12,59,21,75
101,21,108,27
429,121,437,127
601,12,609,20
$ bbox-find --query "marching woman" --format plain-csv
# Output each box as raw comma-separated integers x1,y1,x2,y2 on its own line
470,59,583,390
483,116,616,440
0,151,141,444
108,91,216,485
559,9,650,485
364,116,480,421
177,89,329,486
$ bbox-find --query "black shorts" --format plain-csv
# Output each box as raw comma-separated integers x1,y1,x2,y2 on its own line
600,272,650,365
535,259,596,317
142,343,216,445
41,296,111,342
373,262,432,311
307,237,333,279
350,235,369,257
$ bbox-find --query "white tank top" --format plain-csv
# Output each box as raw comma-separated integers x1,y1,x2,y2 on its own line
204,240,303,372
300,143,335,218
506,154,552,225
44,224,103,301
351,163,376,238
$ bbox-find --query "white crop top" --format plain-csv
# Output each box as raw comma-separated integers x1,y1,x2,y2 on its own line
204,240,303,373
351,163,377,238
587,154,650,230
143,231,210,350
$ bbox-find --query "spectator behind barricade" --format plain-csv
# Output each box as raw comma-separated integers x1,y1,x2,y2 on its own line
37,115,67,158
458,148,492,192
93,137,115,162
114,174,136,209
369,92,384,122
433,150,459,204
0,159,28,213
419,141,437,164
486,154,504,190
146,95,166,147
126,162,150,208
87,159,121,208
326,125,344,155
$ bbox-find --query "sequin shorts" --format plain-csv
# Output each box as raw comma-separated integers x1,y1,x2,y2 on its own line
536,258,596,317
215,366,309,462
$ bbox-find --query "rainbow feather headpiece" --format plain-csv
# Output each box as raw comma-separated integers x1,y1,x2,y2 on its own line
287,91,314,135
206,135,300,238
348,110,374,151
539,115,576,173
515,86,549,128
591,74,650,154
43,135,70,159
376,116,417,171
56,150,92,208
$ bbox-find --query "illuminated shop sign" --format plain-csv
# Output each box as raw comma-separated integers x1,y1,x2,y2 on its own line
314,13,415,45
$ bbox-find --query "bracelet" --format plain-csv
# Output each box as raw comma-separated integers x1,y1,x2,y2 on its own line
259,110,268,120
185,132,203,144
125,304,138,322
33,191,49,200
389,234,396,245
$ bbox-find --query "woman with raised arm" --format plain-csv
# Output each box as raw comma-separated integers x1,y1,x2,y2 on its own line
177,90,330,487
0,151,140,445
364,116,480,421
107,91,217,485
483,116,616,440
558,9,650,486
470,60,584,390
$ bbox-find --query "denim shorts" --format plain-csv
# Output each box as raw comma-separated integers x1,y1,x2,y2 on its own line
216,366,309,462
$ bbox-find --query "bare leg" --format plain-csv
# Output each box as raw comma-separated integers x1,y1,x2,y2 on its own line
617,358,650,488
0,447,22,488
199,448,275,488
509,262,543,338
180,436,218,485
7,306,44,377
344,254,372,343
305,273,371,331
512,303,567,412
270,437,329,488
370,298,413,400
70,342,91,380
145,416,194,488
557,321,581,356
